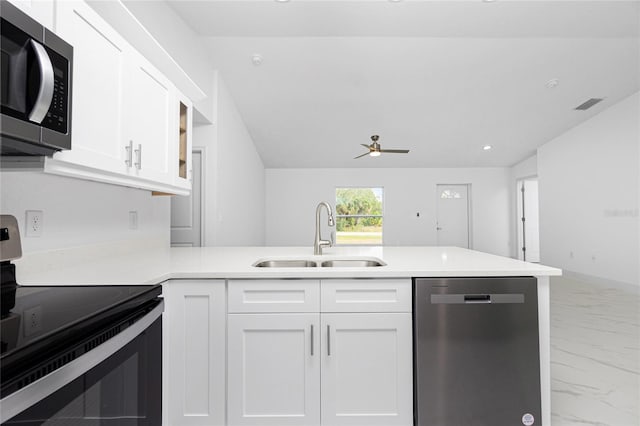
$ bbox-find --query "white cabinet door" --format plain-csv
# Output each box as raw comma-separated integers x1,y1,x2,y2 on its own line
227,314,321,426
163,280,226,426
52,0,129,174
123,53,173,185
321,313,413,426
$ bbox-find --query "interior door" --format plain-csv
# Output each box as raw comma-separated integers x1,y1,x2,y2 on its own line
171,150,202,247
436,184,470,248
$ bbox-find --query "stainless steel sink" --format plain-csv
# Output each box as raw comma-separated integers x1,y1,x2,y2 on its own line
252,256,386,268
253,259,318,268
320,258,386,267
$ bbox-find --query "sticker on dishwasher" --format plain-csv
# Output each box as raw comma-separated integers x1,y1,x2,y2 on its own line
522,413,535,425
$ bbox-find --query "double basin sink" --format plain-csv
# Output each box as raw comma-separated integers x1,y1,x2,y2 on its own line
253,257,386,268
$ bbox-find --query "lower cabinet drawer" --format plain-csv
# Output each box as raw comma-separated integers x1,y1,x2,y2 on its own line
320,279,412,313
228,280,320,313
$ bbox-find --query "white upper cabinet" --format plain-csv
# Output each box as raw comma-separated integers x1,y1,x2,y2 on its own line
51,0,128,175
123,51,172,185
44,0,192,195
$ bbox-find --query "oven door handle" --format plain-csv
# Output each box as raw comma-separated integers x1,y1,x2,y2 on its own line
27,40,55,124
0,301,164,423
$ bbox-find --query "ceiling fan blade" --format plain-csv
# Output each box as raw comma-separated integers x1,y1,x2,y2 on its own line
379,149,410,154
353,152,370,159
361,144,371,148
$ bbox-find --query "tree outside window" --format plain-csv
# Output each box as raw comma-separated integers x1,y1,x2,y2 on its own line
335,187,383,245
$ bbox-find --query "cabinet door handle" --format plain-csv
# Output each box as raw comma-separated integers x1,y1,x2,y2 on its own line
125,141,133,167
134,144,142,170
327,325,331,356
310,324,314,356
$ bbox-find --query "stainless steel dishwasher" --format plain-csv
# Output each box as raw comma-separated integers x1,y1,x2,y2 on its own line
413,277,541,426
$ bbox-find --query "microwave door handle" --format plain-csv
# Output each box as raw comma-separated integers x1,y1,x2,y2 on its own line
28,40,55,124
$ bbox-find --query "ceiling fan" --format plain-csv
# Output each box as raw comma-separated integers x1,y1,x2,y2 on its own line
354,135,410,159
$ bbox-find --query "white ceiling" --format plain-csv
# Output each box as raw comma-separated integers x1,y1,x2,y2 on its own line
167,0,640,168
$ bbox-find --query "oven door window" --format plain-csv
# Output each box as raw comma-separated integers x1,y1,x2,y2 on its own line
3,317,162,426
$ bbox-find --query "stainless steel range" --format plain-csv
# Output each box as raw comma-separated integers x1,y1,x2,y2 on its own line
0,215,163,425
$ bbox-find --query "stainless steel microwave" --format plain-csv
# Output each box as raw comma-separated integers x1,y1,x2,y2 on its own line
0,0,73,162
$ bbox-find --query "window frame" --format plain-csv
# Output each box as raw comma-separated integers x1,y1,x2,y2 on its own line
334,186,384,246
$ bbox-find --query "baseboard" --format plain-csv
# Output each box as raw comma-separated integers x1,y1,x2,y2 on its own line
555,269,639,293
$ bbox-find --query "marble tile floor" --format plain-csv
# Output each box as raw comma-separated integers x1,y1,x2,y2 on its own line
550,275,640,426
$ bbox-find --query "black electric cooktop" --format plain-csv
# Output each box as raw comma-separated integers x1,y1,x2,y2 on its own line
0,284,161,397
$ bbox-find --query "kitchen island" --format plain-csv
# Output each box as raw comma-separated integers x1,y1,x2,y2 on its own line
14,245,560,426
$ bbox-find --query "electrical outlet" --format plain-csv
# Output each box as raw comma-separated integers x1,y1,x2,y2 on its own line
129,211,138,230
24,306,43,336
25,210,43,237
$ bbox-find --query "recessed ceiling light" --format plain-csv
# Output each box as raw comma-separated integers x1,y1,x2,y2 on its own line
545,78,559,89
483,145,493,151
388,0,404,2
275,0,290,2
251,54,263,66
482,0,497,3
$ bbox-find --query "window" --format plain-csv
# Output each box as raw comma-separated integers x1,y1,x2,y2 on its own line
335,187,383,245
440,189,462,199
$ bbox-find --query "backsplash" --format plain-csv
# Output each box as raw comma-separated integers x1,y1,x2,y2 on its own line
0,171,170,254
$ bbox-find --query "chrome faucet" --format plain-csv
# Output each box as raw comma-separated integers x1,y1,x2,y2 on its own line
314,201,335,255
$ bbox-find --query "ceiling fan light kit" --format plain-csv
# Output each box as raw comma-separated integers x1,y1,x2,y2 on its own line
354,135,410,159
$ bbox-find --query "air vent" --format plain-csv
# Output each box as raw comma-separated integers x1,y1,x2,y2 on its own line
574,98,604,111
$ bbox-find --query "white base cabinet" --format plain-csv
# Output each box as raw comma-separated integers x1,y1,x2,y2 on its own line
163,280,226,426
226,279,413,426
227,314,321,426
321,313,413,426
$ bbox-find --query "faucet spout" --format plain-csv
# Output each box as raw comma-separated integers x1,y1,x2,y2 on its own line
314,201,335,255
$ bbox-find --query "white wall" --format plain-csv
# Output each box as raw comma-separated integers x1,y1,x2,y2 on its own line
538,92,639,285
512,155,538,181
0,172,170,254
194,74,266,246
265,167,511,256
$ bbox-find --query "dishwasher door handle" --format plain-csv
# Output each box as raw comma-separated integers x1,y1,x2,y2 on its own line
464,294,491,303
431,294,525,304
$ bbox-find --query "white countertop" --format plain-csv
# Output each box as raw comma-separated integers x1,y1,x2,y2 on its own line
14,245,561,286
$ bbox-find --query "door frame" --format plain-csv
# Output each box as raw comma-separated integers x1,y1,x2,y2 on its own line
515,175,539,262
193,147,206,247
170,147,206,247
435,183,472,249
